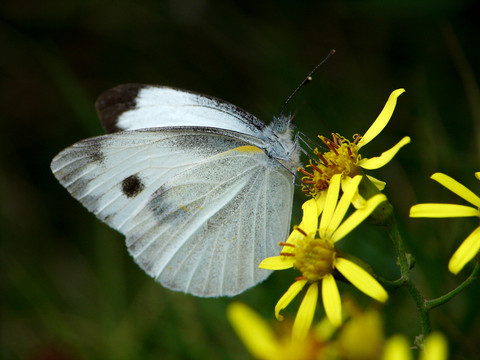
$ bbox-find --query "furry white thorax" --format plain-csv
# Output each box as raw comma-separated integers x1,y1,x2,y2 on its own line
261,114,300,171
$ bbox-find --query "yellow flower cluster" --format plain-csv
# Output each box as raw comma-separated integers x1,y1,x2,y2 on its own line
227,301,448,360
258,89,411,337
224,88,477,360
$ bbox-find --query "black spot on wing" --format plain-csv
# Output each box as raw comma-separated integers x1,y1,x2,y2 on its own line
95,84,147,133
121,174,145,198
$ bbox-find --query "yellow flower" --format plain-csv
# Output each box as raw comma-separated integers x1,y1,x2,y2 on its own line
228,301,448,360
300,89,410,198
410,172,480,274
227,302,334,360
260,174,388,339
336,303,385,359
382,333,448,360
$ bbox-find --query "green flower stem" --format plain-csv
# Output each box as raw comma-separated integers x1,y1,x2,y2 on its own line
386,217,431,337
387,219,409,276
384,215,479,340
425,261,480,311
376,275,406,288
361,176,431,334
362,177,479,337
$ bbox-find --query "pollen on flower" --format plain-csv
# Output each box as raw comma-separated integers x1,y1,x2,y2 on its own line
293,235,336,282
300,134,362,197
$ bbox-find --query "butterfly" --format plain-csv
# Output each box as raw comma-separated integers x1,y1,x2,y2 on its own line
51,84,301,297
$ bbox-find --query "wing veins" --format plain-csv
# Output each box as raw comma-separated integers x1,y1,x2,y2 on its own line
147,175,249,278
131,165,255,264
133,159,265,292
125,159,262,239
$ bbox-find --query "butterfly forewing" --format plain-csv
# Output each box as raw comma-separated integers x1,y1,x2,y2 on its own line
96,84,267,137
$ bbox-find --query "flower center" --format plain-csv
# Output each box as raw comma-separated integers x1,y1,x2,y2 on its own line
300,134,362,197
294,235,336,282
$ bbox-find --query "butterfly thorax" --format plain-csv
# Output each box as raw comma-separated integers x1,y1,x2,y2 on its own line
261,115,300,171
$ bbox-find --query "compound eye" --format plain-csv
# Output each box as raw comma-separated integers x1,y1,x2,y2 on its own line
275,121,286,134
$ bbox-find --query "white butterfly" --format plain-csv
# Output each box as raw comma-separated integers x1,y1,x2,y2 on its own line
51,84,300,297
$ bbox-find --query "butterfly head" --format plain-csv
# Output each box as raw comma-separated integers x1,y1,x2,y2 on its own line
271,114,294,137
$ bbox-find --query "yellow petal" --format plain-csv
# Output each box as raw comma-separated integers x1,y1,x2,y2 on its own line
319,174,341,235
448,226,480,274
341,176,365,208
328,175,363,235
351,192,367,210
410,204,479,218
282,199,320,252
275,279,308,321
280,244,296,255
367,175,386,191
302,198,319,235
431,173,480,208
340,175,355,192
382,335,412,360
259,256,295,270
338,309,385,359
475,172,480,181
292,283,319,341
358,136,410,170
312,317,337,341
315,191,327,215
321,274,342,327
287,227,303,242
358,89,406,149
331,194,387,243
227,302,279,358
285,226,304,248
335,258,388,302
421,332,448,360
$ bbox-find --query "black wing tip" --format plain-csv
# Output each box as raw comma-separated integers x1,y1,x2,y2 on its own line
95,84,149,133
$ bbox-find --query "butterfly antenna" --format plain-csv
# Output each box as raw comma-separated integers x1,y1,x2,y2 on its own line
279,49,336,116
297,133,323,161
299,131,324,150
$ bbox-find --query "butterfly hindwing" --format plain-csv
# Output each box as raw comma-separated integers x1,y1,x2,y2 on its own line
127,145,293,296
51,128,294,296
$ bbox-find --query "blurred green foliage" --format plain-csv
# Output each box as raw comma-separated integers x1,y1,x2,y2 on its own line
1,0,479,359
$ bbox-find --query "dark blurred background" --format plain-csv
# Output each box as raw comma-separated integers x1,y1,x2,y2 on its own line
1,0,479,359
